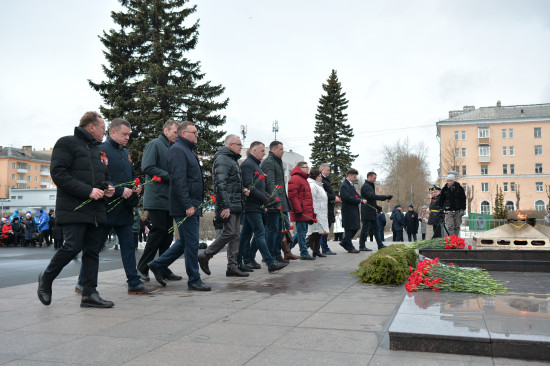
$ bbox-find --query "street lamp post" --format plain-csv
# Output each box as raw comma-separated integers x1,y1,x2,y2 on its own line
272,120,279,140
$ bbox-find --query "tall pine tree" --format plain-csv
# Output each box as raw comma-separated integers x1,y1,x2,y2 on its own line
310,69,357,189
89,0,228,193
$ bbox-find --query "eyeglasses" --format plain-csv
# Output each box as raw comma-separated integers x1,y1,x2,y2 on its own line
231,143,243,147
301,166,309,169
183,130,199,136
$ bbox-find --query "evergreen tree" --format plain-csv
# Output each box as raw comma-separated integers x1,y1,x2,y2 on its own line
493,186,507,220
310,69,357,189
89,0,228,193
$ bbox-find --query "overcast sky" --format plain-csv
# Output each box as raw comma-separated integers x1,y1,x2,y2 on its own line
2,0,550,180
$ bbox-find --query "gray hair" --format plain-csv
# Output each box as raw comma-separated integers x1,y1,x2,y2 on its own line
319,163,330,170
224,134,240,146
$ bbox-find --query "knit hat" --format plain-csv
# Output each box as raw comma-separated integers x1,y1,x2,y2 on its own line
447,173,456,181
409,204,414,209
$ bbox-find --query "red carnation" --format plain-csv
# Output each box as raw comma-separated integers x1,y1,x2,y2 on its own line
468,244,472,250
152,175,162,183
289,225,294,230
313,219,318,223
254,171,259,175
354,195,358,198
259,175,265,180
135,178,140,187
278,206,282,210
210,195,216,203
275,197,280,202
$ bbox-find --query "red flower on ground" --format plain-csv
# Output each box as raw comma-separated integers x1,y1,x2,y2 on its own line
468,244,472,250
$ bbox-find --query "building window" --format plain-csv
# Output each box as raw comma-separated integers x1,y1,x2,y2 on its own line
509,128,514,138
479,146,490,156
502,146,507,156
17,196,23,200
27,176,31,181
455,148,459,158
510,164,515,174
461,148,466,157
503,183,508,192
535,200,546,211
481,165,488,175
49,195,56,200
481,201,490,214
481,183,489,192
536,163,543,174
11,196,16,200
509,146,514,156
535,145,542,155
534,127,541,138
536,182,543,192
505,201,515,211
511,182,516,192
18,174,24,180
12,174,16,180
34,176,38,182
35,165,38,171
501,129,506,138
461,131,466,140
41,177,47,182
454,131,459,140
12,163,16,169
479,127,490,138
503,164,508,174
462,165,467,176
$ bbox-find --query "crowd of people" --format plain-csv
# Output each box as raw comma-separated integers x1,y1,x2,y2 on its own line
1,209,63,248
32,111,471,309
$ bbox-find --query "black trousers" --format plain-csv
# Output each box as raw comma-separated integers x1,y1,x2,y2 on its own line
359,219,383,249
137,210,173,275
342,229,358,251
39,229,51,246
42,223,101,296
393,230,404,242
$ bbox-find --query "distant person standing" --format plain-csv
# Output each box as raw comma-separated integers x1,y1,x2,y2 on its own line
390,205,405,242
377,210,386,242
420,205,428,240
38,111,116,308
339,168,363,253
37,209,50,247
428,188,443,238
288,162,316,260
319,163,340,255
333,210,344,242
358,171,392,251
437,174,466,237
404,205,419,242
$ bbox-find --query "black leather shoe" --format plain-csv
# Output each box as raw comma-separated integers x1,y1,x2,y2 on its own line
81,292,114,308
239,264,254,272
378,245,387,250
313,252,327,257
164,273,183,281
198,253,211,275
37,273,52,306
128,284,159,294
300,255,316,260
188,281,211,291
348,248,360,253
323,250,337,255
268,261,288,272
359,247,373,252
249,259,262,269
226,267,249,277
147,262,166,287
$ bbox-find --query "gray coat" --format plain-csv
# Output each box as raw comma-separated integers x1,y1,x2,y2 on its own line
141,134,171,211
260,151,291,213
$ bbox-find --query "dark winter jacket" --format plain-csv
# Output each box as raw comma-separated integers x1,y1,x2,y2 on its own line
141,133,171,211
428,198,441,225
50,127,111,225
99,136,137,226
340,179,362,231
288,165,314,222
167,135,204,217
360,180,386,221
24,219,36,241
241,154,270,213
404,209,419,234
260,151,291,212
212,146,243,216
321,174,338,224
377,212,386,230
437,182,466,212
390,207,405,231
12,221,23,235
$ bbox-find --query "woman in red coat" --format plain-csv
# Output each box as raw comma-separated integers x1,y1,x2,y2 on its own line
288,162,315,260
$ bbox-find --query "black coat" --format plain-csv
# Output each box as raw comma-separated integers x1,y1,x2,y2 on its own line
260,152,291,213
404,210,419,234
390,208,405,231
321,174,338,224
241,154,270,213
167,136,204,217
100,136,137,227
377,212,386,229
339,179,362,231
428,198,441,225
360,180,386,221
437,182,466,211
141,133,171,211
212,146,243,215
50,127,111,225
24,219,36,241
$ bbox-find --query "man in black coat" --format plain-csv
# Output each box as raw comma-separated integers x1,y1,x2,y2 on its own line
319,163,341,255
137,119,181,282
437,173,466,237
339,168,364,253
404,204,419,242
359,172,392,251
148,122,210,291
198,134,250,277
76,118,156,295
38,111,116,308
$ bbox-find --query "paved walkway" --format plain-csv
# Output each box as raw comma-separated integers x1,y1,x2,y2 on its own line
0,241,546,365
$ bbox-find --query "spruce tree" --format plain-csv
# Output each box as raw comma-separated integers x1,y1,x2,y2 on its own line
89,0,228,193
493,186,507,220
310,69,358,189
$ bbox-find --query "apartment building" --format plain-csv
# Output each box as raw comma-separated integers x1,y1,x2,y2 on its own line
436,102,549,214
0,146,53,199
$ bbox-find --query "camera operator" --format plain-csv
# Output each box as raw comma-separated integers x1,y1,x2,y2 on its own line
436,174,466,237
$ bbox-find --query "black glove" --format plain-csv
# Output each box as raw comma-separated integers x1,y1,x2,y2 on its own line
308,220,314,225
386,195,393,200
295,212,302,217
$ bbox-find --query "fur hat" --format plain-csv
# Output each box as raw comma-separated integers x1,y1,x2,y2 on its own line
447,173,456,181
